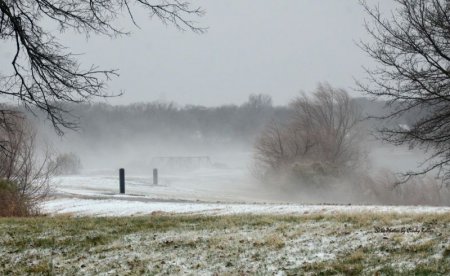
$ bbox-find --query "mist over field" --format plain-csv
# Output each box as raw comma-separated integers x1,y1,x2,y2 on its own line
26,95,447,206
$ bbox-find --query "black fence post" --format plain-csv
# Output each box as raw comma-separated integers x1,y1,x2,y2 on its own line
153,168,158,185
119,168,125,194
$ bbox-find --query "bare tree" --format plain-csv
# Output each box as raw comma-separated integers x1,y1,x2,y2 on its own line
290,84,362,168
254,120,294,175
244,94,273,110
0,0,204,133
254,84,363,184
359,0,450,181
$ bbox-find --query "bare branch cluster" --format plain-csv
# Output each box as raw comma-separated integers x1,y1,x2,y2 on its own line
0,0,204,133
359,0,450,180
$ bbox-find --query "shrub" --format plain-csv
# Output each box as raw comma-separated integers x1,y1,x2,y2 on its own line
370,170,450,206
54,152,82,175
0,115,55,216
289,161,340,188
0,180,31,216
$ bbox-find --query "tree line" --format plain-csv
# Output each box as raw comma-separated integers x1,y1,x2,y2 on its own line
32,95,415,149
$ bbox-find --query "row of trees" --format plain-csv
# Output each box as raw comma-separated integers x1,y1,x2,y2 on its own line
48,94,282,147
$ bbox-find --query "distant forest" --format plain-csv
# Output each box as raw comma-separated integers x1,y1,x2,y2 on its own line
23,94,421,169
34,95,417,148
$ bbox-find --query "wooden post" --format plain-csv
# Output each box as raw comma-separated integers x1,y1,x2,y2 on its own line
119,168,125,194
153,168,158,185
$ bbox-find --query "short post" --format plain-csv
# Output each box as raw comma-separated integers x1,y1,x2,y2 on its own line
119,168,125,194
153,168,158,185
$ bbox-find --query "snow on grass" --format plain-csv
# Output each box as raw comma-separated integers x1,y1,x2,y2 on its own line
1,213,449,275
48,168,450,217
42,197,450,217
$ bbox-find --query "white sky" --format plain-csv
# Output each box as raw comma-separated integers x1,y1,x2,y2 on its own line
0,0,394,106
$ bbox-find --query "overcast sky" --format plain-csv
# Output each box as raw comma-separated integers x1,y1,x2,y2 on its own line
1,0,395,106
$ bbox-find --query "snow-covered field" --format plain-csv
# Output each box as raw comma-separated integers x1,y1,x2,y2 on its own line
50,167,273,203
45,165,450,216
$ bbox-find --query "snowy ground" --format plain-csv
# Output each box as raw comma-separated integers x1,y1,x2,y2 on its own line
45,166,450,217
44,197,450,216
49,167,274,203
42,147,449,216
2,213,449,275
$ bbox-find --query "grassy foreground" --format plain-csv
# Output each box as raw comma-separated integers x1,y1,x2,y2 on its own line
0,212,449,275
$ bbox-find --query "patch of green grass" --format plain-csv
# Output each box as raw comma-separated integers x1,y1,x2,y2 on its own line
26,260,53,274
301,249,365,276
411,264,443,275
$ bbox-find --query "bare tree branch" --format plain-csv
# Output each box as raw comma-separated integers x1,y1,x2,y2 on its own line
359,0,450,182
0,0,204,134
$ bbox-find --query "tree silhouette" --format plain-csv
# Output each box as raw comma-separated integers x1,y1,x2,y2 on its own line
359,0,450,181
0,0,204,133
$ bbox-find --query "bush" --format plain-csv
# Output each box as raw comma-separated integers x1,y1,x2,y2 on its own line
369,170,450,206
289,161,340,187
0,180,31,216
0,115,55,216
54,153,82,175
